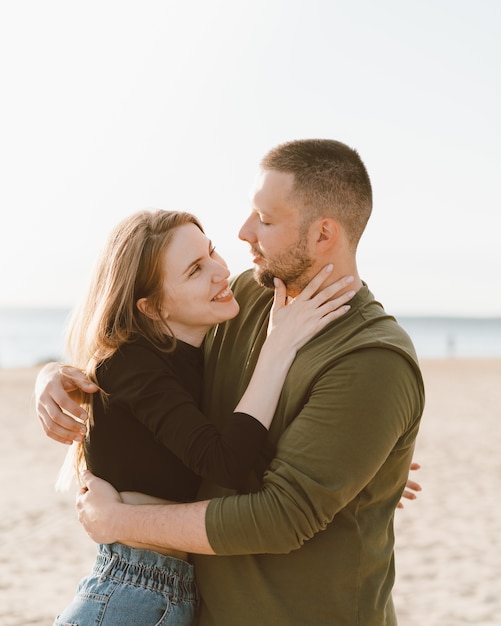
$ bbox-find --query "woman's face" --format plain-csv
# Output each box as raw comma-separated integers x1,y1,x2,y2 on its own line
158,222,240,346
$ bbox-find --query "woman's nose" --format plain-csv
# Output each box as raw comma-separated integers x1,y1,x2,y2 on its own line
212,259,230,281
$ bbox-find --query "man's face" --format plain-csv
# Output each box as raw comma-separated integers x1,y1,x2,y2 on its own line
238,169,314,295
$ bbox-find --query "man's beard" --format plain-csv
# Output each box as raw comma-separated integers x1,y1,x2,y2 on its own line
252,237,314,294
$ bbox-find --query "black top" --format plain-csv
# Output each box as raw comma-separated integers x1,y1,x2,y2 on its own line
85,335,267,502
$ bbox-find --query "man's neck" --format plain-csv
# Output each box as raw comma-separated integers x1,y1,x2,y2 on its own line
286,262,362,299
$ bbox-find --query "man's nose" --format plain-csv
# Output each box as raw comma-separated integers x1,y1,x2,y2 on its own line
238,214,254,242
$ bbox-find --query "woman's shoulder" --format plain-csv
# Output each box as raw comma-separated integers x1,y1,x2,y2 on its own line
98,335,175,381
112,334,170,359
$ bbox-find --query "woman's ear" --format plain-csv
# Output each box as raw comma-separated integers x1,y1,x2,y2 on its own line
136,297,167,320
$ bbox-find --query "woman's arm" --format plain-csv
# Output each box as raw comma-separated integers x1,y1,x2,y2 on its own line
37,267,355,496
235,267,354,426
106,267,354,489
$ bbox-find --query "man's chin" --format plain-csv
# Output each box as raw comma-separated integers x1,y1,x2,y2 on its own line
252,267,275,290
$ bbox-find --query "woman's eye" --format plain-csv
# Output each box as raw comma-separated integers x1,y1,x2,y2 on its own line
189,264,202,277
209,245,216,256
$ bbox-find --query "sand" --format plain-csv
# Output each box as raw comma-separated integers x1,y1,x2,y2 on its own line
1,360,500,625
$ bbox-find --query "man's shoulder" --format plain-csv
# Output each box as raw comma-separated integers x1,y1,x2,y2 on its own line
231,269,261,293
307,284,422,376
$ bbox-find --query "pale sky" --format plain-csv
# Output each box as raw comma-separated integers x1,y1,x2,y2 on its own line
1,0,500,316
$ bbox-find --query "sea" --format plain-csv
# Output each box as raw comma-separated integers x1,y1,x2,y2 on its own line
0,308,501,369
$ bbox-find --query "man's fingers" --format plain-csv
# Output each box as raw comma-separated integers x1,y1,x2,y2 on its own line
76,471,93,500
38,393,87,438
80,469,99,489
45,389,88,424
401,489,417,500
405,479,422,492
37,400,85,444
38,415,76,445
59,365,99,393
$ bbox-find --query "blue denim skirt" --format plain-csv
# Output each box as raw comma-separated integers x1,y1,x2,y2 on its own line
54,543,198,626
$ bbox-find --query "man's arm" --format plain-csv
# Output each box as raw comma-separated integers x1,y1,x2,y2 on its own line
204,350,422,555
78,349,422,555
77,463,421,554
77,470,215,554
35,362,98,444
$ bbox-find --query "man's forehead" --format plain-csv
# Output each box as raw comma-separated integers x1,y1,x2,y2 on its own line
255,168,294,188
251,170,296,210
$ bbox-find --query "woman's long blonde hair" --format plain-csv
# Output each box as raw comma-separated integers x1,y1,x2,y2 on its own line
56,209,204,489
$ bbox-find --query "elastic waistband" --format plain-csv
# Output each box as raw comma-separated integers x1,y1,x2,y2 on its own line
93,543,196,600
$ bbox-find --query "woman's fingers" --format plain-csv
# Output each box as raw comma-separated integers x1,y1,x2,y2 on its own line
315,287,355,320
292,266,355,310
293,264,335,301
271,276,288,311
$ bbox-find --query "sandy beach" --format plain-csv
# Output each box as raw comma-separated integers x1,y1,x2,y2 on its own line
1,360,500,626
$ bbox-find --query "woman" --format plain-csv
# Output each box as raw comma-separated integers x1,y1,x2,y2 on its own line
53,209,354,626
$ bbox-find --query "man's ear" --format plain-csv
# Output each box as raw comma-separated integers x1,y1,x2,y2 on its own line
315,218,341,247
136,297,166,320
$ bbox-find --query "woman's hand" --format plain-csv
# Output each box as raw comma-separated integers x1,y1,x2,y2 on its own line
267,265,355,354
234,266,355,428
35,362,99,444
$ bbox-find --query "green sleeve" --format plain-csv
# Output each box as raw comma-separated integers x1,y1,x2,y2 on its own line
205,348,422,555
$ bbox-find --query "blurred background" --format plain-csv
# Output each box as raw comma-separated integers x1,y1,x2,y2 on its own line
1,0,500,365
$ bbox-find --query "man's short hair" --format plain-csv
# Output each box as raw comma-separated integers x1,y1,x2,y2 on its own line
261,139,373,247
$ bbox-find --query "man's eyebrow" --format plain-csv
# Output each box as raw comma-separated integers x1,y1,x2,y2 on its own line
251,207,270,216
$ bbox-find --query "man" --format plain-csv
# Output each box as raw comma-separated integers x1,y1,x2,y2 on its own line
36,139,424,625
